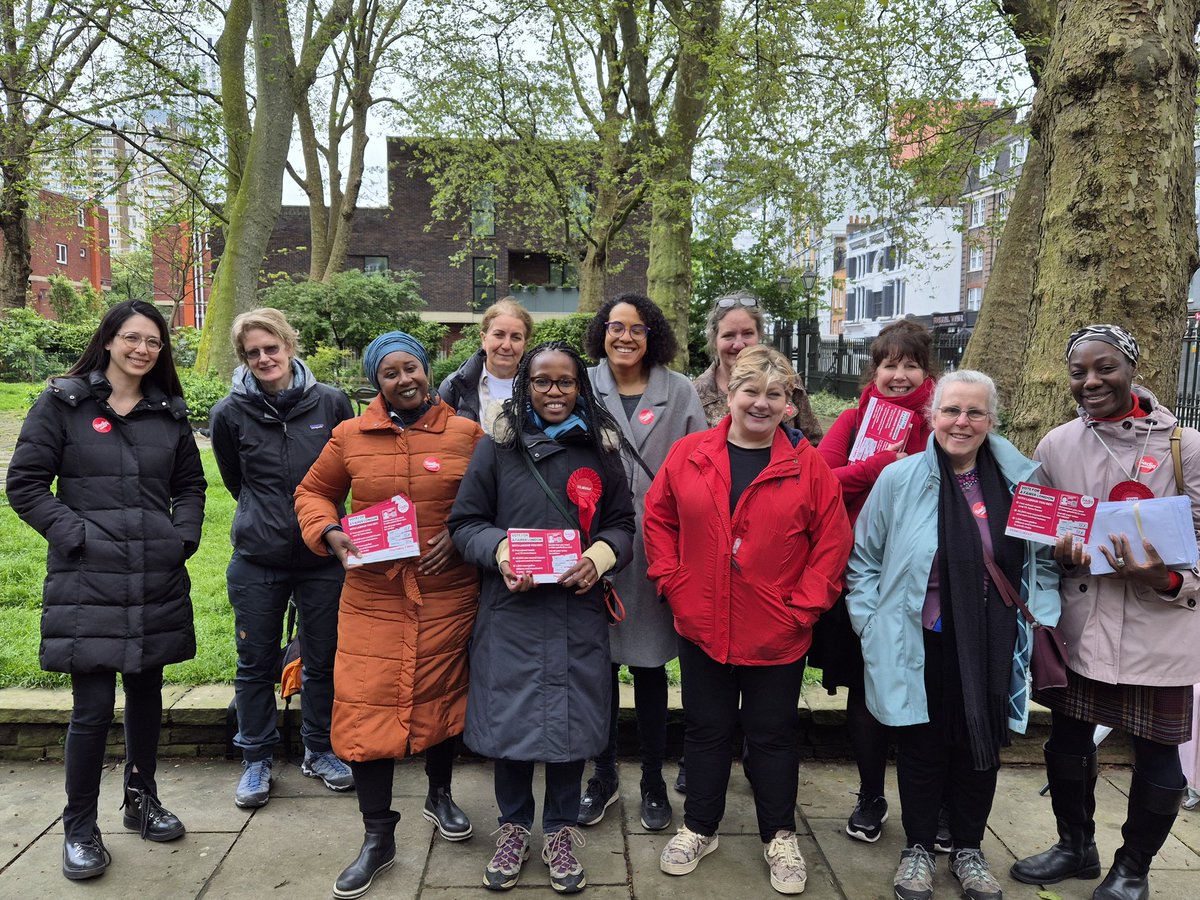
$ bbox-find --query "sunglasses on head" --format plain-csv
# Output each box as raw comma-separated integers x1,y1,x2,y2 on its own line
715,294,759,309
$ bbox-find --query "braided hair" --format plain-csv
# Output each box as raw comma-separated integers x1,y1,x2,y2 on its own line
495,341,624,467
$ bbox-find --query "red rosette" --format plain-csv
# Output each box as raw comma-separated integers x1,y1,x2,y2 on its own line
567,467,603,540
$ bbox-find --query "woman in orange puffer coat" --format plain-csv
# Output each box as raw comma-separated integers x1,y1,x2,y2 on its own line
295,331,483,900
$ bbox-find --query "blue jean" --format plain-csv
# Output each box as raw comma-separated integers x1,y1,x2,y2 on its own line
226,552,343,760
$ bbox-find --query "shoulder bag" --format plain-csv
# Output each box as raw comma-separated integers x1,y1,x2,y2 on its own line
982,552,1069,690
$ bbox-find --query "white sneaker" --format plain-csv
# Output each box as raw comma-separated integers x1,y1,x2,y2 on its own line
659,826,718,875
764,830,807,894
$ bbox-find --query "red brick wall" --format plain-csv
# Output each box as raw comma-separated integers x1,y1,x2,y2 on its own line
13,190,112,313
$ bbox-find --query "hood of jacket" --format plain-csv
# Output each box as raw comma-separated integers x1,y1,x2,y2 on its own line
49,371,189,420
229,356,318,398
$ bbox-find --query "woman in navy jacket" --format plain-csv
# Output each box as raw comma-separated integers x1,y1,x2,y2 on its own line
7,300,205,882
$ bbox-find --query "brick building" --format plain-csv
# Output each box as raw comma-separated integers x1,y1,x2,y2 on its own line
240,137,649,346
959,135,1027,313
151,221,213,329
0,190,111,314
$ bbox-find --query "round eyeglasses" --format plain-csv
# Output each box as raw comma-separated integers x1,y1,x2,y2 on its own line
530,376,579,393
604,322,650,339
116,332,163,352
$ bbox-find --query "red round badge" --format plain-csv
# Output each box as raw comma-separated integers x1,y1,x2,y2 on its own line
92,418,112,433
972,501,988,519
1138,455,1159,474
1109,480,1155,501
638,409,655,425
423,457,441,472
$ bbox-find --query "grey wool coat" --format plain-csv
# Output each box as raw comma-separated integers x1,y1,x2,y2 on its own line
589,361,707,666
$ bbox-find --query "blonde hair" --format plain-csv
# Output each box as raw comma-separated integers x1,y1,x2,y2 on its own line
727,345,797,396
480,297,534,339
231,308,298,360
705,292,765,355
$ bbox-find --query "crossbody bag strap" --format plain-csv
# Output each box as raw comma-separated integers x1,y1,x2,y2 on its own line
619,432,656,481
1172,426,1184,495
520,448,580,530
982,550,1038,626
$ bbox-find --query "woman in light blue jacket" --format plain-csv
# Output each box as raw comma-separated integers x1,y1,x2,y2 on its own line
847,370,1060,900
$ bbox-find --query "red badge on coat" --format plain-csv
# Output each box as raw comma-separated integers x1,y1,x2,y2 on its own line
92,418,111,433
567,467,602,540
972,501,987,519
423,457,441,472
638,409,655,425
1138,455,1159,474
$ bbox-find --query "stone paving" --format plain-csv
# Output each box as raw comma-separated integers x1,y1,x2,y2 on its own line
2,756,1198,899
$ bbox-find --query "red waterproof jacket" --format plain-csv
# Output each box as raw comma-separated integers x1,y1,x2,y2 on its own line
643,418,852,665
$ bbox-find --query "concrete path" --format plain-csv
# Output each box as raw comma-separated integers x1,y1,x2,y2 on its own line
2,758,1198,899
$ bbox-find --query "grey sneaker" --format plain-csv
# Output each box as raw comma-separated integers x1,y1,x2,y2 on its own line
659,826,719,875
950,847,1002,900
577,776,618,826
764,830,807,894
302,749,355,792
235,758,272,808
484,823,531,891
894,845,935,900
542,825,587,893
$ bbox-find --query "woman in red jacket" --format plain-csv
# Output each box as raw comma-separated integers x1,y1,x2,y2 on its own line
810,320,937,846
644,346,852,896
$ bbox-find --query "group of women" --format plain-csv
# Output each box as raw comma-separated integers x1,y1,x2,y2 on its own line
7,290,1199,900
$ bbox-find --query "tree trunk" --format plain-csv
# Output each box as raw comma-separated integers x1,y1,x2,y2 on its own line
959,139,1046,402
0,161,33,309
647,170,695,368
1005,0,1200,452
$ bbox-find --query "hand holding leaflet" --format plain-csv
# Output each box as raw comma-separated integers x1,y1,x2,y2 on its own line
1086,496,1198,575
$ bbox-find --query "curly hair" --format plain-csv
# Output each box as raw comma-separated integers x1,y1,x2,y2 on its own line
494,341,623,466
583,292,678,372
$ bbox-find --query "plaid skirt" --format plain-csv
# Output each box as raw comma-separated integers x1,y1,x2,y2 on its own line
1035,669,1194,745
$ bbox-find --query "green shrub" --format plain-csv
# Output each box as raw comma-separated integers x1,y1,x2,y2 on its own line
172,325,201,368
432,336,481,388
307,343,356,389
531,314,593,360
0,308,98,382
808,390,855,420
179,368,229,421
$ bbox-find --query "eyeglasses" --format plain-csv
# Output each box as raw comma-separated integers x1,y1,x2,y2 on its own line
715,294,759,309
244,343,283,361
937,406,990,422
116,332,163,352
530,376,579,393
604,322,650,339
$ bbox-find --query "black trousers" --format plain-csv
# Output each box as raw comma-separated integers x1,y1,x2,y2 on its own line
1048,710,1185,787
494,758,586,833
349,736,458,818
678,637,805,842
895,630,998,850
594,663,668,787
63,668,164,842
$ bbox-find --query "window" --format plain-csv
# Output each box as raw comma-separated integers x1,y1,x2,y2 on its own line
363,255,388,274
970,198,986,228
882,282,895,317
56,243,68,265
1009,140,1026,169
978,157,994,180
847,256,858,280
472,257,496,311
967,287,983,311
77,208,86,227
846,289,858,321
969,246,984,272
471,184,495,237
882,245,897,271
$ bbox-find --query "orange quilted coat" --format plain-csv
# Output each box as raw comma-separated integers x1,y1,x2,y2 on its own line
295,395,482,762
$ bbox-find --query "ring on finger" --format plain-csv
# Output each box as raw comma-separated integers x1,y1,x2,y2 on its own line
1115,556,1126,568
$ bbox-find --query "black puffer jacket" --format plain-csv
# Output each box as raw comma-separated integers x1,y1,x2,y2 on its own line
209,359,354,568
437,349,486,423
5,372,206,674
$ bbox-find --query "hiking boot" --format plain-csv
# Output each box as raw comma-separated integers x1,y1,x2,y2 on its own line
846,793,888,843
542,825,587,893
764,830,807,894
659,825,719,875
423,785,472,841
950,847,1002,900
302,748,355,792
894,845,935,900
235,758,272,808
577,776,618,826
640,781,672,831
62,829,110,881
934,806,953,853
484,823,531,890
122,787,185,841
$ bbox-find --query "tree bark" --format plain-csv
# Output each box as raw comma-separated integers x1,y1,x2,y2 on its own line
0,159,33,309
1005,0,1200,452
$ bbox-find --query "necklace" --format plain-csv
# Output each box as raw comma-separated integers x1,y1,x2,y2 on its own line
1090,420,1156,500
956,468,980,491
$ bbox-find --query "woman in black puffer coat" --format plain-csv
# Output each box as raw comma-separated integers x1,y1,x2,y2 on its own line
5,300,205,882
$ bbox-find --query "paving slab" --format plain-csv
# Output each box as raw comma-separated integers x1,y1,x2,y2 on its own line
0,760,69,869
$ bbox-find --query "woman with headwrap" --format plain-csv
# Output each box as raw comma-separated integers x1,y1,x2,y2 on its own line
1012,324,1200,900
295,331,484,900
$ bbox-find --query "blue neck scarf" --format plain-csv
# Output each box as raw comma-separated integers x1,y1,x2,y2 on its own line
530,409,588,439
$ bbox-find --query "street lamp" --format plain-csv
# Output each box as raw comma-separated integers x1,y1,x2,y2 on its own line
801,269,819,293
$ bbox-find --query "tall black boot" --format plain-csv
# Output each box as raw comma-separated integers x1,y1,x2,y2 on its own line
1092,772,1185,900
1011,745,1100,884
334,811,400,900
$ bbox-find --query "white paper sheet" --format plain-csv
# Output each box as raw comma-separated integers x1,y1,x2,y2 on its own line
1086,495,1199,575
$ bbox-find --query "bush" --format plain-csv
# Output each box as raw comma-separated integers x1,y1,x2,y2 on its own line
432,336,480,388
808,390,855,419
531,314,593,360
0,308,97,382
179,368,229,422
172,326,201,368
307,343,355,389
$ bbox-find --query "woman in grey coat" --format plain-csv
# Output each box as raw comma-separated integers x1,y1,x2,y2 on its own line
578,293,706,833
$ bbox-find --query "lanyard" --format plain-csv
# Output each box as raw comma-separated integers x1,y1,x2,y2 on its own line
1090,419,1154,483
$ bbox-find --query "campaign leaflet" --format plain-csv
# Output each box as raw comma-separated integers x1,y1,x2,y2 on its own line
848,397,914,462
507,528,583,583
1004,481,1097,546
341,494,420,567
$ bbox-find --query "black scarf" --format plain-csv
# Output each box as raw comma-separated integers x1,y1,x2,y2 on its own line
934,439,1021,771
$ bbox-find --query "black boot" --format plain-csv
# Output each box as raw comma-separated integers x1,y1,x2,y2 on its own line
422,784,472,841
1011,745,1100,884
62,828,111,881
1093,772,1185,900
334,811,400,899
122,786,186,842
